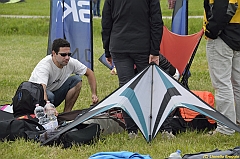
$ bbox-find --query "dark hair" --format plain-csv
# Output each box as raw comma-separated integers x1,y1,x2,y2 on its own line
52,38,70,54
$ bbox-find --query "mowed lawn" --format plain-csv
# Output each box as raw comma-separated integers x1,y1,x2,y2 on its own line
0,1,239,159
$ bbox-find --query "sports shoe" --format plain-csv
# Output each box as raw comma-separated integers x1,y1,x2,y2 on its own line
207,130,219,136
161,130,176,139
128,131,138,139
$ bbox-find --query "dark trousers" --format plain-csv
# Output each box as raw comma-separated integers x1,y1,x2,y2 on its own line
111,52,149,133
111,52,173,133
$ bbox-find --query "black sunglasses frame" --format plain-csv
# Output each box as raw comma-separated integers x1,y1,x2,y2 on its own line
58,53,72,57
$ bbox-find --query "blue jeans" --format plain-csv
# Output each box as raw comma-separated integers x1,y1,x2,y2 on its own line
46,75,82,107
92,0,101,16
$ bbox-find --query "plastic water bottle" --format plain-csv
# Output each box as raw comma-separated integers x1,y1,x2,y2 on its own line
34,104,48,125
168,150,182,159
44,101,58,129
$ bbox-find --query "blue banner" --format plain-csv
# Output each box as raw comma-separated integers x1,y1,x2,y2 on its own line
47,0,93,70
171,0,187,35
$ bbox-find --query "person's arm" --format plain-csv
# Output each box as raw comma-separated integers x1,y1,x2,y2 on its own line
150,0,164,56
41,84,48,102
205,0,237,39
84,68,98,104
41,83,58,116
149,0,164,65
101,0,112,58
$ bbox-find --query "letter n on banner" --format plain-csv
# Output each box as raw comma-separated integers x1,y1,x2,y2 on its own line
47,0,93,70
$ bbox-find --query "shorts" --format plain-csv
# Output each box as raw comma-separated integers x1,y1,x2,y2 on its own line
46,75,82,107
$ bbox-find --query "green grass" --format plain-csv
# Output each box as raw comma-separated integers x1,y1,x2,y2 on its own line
0,0,204,16
0,0,50,16
0,0,239,159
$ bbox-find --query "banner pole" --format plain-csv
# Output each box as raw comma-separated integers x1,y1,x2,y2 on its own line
186,0,188,35
90,0,94,71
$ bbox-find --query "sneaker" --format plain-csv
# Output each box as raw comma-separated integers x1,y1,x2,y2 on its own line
128,131,138,139
161,131,176,139
207,130,219,136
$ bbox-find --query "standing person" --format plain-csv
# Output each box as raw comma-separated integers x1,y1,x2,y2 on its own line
101,0,164,138
93,0,101,17
29,38,98,113
168,0,176,9
204,0,240,135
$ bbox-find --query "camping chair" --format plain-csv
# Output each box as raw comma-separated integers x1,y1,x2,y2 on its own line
160,26,204,89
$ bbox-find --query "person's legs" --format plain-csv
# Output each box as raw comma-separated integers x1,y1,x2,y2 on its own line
130,52,149,73
64,80,82,112
232,50,240,124
111,52,136,87
111,52,137,134
47,75,82,112
97,0,101,16
92,2,97,16
206,37,235,135
111,52,149,135
46,90,55,104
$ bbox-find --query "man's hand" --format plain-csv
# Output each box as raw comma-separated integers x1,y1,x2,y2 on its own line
106,57,113,67
149,54,159,65
92,94,99,104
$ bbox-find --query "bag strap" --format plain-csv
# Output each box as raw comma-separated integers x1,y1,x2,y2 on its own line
6,119,15,136
20,118,46,131
6,118,45,133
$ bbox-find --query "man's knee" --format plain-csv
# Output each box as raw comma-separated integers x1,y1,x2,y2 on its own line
76,81,82,89
69,75,82,90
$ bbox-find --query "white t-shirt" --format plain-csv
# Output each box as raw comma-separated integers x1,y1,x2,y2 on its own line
29,55,87,91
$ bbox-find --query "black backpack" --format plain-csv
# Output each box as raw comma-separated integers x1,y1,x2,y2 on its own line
12,81,46,118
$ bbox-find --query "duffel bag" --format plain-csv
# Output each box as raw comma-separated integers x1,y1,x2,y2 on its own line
0,118,45,141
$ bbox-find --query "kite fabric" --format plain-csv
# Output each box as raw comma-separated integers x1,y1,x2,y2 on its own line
0,105,14,121
88,151,152,159
42,63,240,145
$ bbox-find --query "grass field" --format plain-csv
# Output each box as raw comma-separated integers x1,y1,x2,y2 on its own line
0,1,239,159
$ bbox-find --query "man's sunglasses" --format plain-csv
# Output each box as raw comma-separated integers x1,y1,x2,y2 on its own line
58,53,72,57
